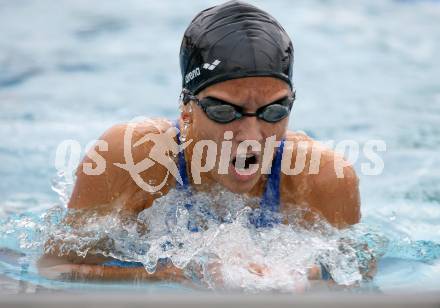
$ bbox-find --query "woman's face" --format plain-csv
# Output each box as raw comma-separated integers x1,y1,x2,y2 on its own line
184,76,292,194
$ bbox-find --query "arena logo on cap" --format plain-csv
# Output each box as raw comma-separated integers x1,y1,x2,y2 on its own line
185,67,201,84
203,59,221,70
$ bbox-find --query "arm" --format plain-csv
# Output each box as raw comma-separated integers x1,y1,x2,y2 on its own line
310,154,361,228
282,134,361,228
310,156,378,284
282,137,370,285
39,121,183,282
37,254,186,282
310,154,376,284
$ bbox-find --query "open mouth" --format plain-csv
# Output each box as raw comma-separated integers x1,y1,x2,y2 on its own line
231,153,259,172
232,154,257,169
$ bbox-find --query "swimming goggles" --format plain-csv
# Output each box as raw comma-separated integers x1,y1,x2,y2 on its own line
181,89,295,124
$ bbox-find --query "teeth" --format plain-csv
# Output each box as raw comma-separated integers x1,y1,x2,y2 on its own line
236,153,256,158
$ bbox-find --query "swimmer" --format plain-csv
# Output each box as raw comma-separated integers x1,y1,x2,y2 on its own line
38,1,370,289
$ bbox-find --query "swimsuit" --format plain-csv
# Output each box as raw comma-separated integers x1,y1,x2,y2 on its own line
102,120,285,267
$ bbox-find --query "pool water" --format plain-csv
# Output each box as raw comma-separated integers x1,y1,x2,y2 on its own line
1,0,440,294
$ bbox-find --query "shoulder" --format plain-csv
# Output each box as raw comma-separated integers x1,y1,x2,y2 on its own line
281,131,361,228
69,118,175,211
100,118,174,149
89,118,175,180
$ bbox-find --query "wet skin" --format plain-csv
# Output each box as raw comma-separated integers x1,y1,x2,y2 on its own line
38,77,362,287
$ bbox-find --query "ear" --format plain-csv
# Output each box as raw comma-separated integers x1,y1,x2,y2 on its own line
180,101,193,124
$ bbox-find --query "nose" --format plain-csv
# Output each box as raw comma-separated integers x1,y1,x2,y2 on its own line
234,116,264,143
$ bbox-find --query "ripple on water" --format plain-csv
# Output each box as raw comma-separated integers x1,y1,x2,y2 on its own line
0,51,43,88
74,15,130,41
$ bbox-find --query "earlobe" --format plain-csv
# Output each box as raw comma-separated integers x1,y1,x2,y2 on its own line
180,102,193,124
179,102,193,143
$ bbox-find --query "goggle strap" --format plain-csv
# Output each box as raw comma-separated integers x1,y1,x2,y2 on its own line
180,88,197,105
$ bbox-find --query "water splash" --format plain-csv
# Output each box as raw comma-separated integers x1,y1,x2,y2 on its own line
51,170,74,207
35,188,378,292
1,184,440,293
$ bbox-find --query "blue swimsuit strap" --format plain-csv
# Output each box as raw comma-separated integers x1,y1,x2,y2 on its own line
260,138,284,212
248,138,284,228
175,120,190,190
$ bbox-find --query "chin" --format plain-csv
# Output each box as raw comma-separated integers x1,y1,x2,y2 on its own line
217,174,260,194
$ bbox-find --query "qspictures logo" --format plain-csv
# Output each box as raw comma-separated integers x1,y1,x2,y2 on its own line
54,118,386,193
113,117,192,192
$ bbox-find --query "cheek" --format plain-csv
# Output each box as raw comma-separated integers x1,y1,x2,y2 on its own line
279,118,289,135
192,109,224,140
262,119,289,139
192,109,208,136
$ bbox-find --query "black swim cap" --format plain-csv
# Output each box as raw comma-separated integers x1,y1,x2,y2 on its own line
179,0,294,95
